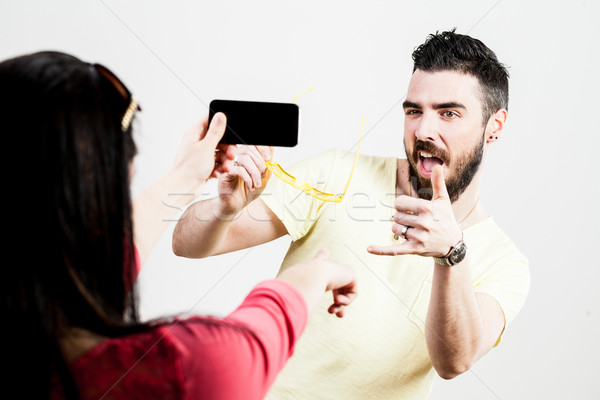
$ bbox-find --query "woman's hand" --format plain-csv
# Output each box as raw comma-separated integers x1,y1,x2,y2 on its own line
133,112,235,264
170,112,236,190
278,248,358,318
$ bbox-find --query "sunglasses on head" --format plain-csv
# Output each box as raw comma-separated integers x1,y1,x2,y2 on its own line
92,63,141,132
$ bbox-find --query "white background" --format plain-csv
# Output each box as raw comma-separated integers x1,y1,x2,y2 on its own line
2,1,599,398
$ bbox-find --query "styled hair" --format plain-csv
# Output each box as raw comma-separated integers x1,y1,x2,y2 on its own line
412,28,509,123
0,51,141,399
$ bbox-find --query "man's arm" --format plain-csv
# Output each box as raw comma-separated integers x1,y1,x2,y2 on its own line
172,197,287,258
172,143,287,258
367,165,504,378
425,260,505,379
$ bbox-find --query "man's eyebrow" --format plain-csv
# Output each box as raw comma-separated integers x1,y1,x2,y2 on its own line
432,102,466,110
402,101,421,109
402,101,467,110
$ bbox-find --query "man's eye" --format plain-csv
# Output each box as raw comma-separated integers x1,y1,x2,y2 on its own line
406,109,420,115
442,111,458,118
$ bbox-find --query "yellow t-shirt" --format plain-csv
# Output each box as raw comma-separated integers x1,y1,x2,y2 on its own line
260,149,530,400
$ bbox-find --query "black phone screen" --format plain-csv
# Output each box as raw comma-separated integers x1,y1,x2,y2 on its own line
209,99,299,147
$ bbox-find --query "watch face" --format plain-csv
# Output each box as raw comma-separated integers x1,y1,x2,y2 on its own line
449,242,467,265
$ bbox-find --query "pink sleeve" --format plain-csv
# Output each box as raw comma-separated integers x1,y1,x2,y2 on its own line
133,245,141,278
170,280,308,400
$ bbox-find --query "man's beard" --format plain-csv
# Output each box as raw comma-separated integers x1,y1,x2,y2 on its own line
405,132,485,203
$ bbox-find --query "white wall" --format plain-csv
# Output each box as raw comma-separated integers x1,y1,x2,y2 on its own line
2,1,598,398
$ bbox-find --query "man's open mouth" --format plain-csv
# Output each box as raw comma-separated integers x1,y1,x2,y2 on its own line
418,151,444,177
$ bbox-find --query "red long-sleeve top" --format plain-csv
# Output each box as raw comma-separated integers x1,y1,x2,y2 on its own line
53,280,307,400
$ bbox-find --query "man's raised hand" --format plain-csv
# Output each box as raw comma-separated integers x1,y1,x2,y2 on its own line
367,165,462,257
216,142,274,217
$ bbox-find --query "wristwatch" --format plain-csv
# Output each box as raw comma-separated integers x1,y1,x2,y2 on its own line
433,236,467,267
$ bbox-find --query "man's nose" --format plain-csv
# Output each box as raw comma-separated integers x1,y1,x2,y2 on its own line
414,113,438,142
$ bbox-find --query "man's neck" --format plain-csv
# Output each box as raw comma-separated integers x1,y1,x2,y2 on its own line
396,159,487,229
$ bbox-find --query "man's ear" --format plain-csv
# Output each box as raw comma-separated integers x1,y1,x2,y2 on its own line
486,109,507,143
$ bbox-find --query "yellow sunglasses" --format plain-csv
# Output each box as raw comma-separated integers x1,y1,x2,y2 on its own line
265,88,364,203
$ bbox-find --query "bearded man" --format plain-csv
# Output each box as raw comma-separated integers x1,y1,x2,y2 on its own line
173,29,530,400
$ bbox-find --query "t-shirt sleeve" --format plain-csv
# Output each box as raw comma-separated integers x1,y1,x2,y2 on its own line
260,148,344,241
470,229,531,346
170,279,308,400
474,256,530,330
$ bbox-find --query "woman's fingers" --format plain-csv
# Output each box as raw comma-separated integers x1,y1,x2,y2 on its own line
201,112,227,148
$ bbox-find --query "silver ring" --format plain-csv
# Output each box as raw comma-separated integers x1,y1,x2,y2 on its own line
233,155,239,166
400,225,409,239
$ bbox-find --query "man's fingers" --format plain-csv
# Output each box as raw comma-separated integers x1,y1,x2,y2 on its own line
227,166,254,191
203,112,227,148
431,165,449,201
239,146,268,175
234,154,263,187
394,195,421,215
366,244,411,256
254,145,273,161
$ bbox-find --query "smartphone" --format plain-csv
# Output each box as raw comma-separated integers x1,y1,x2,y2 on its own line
209,99,299,147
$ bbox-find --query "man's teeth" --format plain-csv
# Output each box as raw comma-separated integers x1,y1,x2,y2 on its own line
420,152,433,158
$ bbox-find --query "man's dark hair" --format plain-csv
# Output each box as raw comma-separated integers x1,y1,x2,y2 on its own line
412,28,509,124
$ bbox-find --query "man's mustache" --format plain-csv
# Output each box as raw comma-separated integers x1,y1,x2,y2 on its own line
413,140,451,165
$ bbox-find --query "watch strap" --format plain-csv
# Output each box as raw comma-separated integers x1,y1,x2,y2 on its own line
433,233,466,267
433,254,452,266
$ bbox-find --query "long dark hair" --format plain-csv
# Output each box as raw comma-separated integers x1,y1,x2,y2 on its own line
0,51,142,398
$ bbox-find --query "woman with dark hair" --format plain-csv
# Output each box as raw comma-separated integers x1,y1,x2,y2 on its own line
0,51,357,400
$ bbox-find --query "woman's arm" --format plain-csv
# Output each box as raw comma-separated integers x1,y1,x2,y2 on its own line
132,113,235,263
276,248,358,318
175,248,357,400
